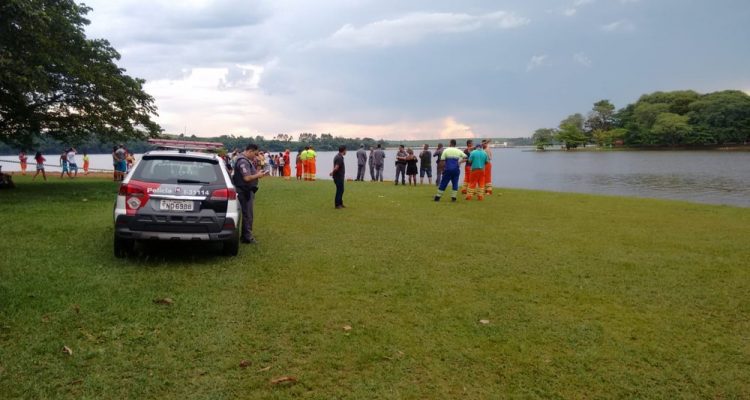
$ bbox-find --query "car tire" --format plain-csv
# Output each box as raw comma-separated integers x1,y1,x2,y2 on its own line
222,217,240,257
222,232,239,256
114,237,134,258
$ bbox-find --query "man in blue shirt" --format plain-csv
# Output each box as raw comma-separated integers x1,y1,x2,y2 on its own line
466,144,488,201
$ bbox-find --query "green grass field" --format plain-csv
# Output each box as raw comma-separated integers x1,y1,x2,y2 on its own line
1,176,748,399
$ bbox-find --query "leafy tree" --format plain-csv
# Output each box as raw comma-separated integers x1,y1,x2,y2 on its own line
649,113,691,146
585,100,616,133
637,90,700,115
633,102,670,138
0,0,161,149
557,114,587,149
560,113,585,132
688,90,750,144
532,128,556,149
298,133,318,143
593,128,627,147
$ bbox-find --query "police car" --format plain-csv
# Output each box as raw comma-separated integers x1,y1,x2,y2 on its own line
113,139,240,257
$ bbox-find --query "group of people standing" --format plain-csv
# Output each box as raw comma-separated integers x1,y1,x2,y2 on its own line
435,139,493,202
266,151,291,178
18,149,91,181
349,141,493,198
223,149,294,180
297,146,317,181
333,139,494,208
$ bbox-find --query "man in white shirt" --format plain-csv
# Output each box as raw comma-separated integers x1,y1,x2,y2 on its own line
67,148,78,178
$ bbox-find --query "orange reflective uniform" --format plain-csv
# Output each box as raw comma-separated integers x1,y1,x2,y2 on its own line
465,169,485,200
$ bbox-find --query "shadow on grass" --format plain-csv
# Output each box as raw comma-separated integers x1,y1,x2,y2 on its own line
117,241,235,267
2,179,119,203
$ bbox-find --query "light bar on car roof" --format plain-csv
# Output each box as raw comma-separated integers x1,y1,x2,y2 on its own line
147,138,225,152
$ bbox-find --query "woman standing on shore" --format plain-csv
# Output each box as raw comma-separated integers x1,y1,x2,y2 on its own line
33,152,46,181
405,148,418,186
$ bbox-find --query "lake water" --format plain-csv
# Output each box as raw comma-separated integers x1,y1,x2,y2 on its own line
3,148,749,207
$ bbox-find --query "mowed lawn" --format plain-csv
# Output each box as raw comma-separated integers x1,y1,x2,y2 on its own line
0,175,748,399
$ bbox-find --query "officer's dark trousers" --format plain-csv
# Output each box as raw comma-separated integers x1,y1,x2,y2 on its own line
369,163,375,181
238,190,255,240
356,164,365,181
333,177,344,207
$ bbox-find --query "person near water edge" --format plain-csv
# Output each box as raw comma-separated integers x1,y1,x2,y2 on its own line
373,144,385,182
419,144,432,185
18,151,28,175
433,143,445,187
283,149,292,180
368,146,375,181
356,144,367,181
461,139,473,194
482,140,493,195
466,143,488,201
434,139,467,202
394,145,407,185
330,145,347,209
33,152,46,181
295,149,303,180
308,146,317,181
83,152,90,175
405,148,418,186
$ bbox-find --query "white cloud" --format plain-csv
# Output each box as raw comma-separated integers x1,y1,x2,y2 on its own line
602,19,636,32
573,52,592,67
218,64,265,91
303,117,476,141
439,117,476,139
562,0,596,16
526,54,548,71
144,67,281,136
315,11,529,49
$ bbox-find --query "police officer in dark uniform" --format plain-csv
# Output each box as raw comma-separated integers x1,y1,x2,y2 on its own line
233,143,267,244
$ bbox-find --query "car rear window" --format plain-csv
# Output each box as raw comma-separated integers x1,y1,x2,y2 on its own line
133,156,222,184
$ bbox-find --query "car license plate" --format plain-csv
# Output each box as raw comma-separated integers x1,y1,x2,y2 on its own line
159,200,194,212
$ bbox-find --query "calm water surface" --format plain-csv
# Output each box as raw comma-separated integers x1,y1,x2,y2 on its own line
3,148,749,207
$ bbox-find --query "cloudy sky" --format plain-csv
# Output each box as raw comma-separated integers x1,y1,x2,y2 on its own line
83,0,750,140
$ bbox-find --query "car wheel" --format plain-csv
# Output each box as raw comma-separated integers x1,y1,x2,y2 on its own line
114,237,134,258
222,233,239,256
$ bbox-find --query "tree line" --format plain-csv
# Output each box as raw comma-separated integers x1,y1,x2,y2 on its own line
0,133,390,155
533,90,750,149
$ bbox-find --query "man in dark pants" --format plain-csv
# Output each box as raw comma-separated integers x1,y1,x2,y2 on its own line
356,144,366,181
368,146,375,181
373,144,385,181
330,145,347,209
233,143,267,244
394,145,407,185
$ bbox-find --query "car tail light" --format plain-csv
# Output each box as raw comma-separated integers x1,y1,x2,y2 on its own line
210,188,236,201
119,181,150,212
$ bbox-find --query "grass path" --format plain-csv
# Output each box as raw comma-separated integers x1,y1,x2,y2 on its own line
0,176,748,399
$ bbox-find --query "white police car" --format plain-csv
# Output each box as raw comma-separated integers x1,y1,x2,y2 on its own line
113,140,240,257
